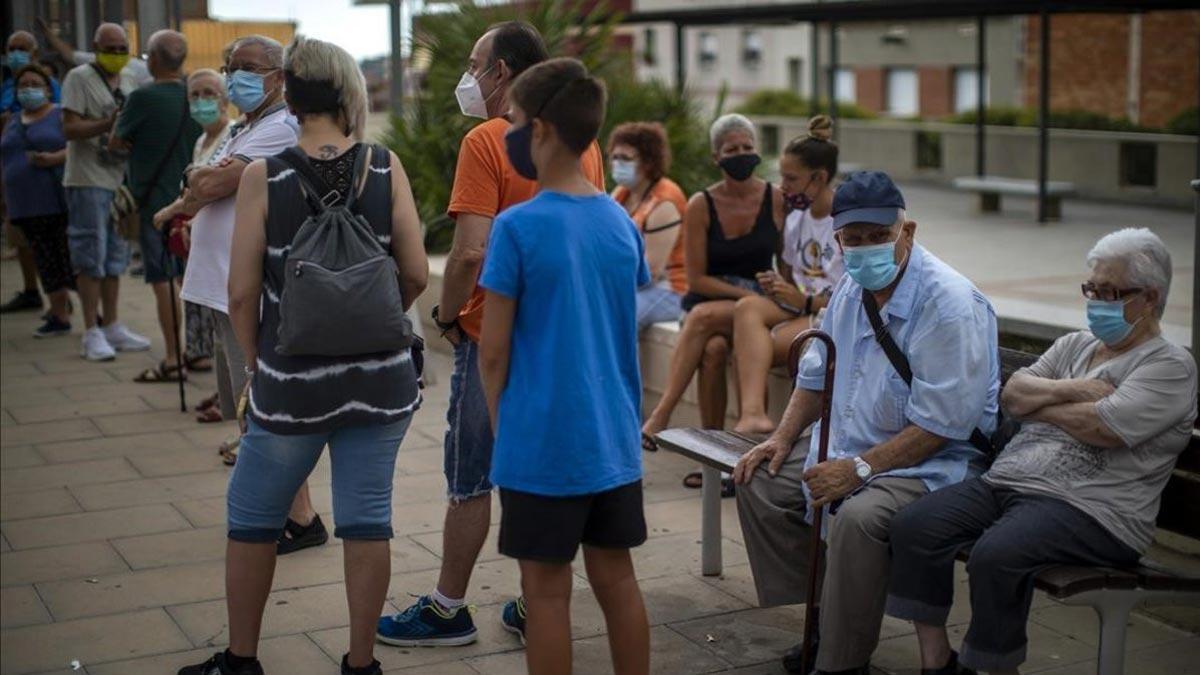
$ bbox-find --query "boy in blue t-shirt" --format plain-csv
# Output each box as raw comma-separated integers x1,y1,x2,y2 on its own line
478,57,651,674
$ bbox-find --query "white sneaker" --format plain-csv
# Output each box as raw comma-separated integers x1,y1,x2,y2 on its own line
81,327,117,361
102,322,151,352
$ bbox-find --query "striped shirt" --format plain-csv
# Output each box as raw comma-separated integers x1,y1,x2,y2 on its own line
248,143,421,435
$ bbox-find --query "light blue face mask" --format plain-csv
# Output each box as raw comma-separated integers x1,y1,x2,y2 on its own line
611,159,639,188
7,50,31,70
16,87,47,110
842,240,903,291
1086,298,1141,346
226,70,269,113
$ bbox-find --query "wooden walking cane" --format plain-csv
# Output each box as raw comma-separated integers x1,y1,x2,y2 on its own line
787,328,836,674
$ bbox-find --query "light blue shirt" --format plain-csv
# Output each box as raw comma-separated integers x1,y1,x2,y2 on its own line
797,243,999,493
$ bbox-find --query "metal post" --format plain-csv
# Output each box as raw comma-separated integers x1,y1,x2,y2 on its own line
700,465,722,576
389,0,404,116
1037,9,1050,224
975,14,986,177
674,22,685,94
172,0,183,31
810,21,820,115
1192,178,1199,369
136,0,170,52
828,20,839,130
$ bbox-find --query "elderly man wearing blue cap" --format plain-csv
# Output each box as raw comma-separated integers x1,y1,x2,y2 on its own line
731,171,999,675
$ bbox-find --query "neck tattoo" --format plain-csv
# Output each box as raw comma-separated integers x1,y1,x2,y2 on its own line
317,145,339,159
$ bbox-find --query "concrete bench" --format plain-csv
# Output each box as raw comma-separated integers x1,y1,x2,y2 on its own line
654,346,1200,675
953,175,1077,220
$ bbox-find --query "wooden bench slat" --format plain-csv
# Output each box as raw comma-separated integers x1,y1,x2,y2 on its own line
655,428,752,472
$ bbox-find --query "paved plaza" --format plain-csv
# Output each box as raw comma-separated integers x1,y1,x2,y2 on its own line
1,183,1198,674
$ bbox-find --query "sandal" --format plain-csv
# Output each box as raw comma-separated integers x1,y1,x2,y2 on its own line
277,514,329,556
196,407,223,423
186,356,214,372
194,393,219,412
134,361,187,383
682,471,737,498
219,437,239,465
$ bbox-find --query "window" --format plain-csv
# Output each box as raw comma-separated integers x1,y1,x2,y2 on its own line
835,68,857,104
1119,142,1157,188
886,68,918,116
699,32,718,68
742,30,763,68
642,28,657,66
787,57,804,94
915,131,943,170
953,67,989,114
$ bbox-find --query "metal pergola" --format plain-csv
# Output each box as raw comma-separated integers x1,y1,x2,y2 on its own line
621,0,1196,224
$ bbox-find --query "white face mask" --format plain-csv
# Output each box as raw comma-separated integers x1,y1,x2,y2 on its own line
455,69,491,119
611,159,639,187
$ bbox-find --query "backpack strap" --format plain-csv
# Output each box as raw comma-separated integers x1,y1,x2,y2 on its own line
342,144,374,213
861,287,994,455
276,144,374,213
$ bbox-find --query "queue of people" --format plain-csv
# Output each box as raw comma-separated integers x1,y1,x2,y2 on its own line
3,18,1196,675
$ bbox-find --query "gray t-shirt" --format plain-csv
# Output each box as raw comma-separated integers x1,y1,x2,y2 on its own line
985,331,1197,552
61,63,135,190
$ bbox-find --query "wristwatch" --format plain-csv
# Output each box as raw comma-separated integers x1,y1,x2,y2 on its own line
431,304,457,331
853,456,873,482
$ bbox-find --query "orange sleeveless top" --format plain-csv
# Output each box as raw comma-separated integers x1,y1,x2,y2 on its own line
614,177,689,295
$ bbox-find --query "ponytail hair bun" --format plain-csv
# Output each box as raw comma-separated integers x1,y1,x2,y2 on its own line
807,114,833,141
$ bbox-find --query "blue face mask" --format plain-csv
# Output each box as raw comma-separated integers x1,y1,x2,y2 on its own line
16,87,47,110
227,70,269,113
7,50,30,70
1086,299,1141,346
505,122,538,181
843,240,903,291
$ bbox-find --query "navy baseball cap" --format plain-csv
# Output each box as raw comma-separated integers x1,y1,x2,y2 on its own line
832,171,906,230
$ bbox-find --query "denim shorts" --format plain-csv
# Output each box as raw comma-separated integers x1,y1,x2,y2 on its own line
226,416,412,542
138,212,184,284
635,281,684,331
66,187,129,278
443,340,495,502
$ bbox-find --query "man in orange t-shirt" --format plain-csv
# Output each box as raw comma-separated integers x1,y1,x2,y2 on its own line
377,21,604,649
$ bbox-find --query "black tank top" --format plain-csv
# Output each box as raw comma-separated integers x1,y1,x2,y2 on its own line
681,183,777,310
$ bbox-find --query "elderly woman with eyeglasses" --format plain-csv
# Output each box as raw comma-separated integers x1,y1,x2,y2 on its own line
885,227,1197,675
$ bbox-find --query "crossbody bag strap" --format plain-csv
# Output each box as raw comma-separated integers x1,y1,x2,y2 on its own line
861,287,993,455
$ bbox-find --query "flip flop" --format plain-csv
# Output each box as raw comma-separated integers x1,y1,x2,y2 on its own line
186,356,214,372
194,393,219,412
196,407,223,423
219,437,240,465
682,471,736,498
134,361,187,383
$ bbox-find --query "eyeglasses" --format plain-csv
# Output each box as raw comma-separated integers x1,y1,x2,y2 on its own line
1081,282,1142,302
97,46,129,55
221,64,277,76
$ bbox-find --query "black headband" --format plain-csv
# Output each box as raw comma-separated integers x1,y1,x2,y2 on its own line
284,71,341,114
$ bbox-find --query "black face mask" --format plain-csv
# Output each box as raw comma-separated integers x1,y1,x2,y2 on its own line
718,153,761,182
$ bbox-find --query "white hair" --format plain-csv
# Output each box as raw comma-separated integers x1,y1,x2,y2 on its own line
709,113,757,152
1086,227,1171,318
233,35,284,69
283,35,368,140
187,68,226,100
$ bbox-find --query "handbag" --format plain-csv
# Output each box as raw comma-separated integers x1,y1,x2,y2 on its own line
167,214,191,259
109,86,191,241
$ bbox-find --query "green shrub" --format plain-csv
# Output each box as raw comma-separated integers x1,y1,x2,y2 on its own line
948,106,1159,132
1167,107,1198,135
735,89,876,120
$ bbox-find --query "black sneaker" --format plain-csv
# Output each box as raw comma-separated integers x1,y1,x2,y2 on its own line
922,650,976,675
0,289,43,313
341,654,382,675
33,316,71,338
177,651,264,675
276,514,329,555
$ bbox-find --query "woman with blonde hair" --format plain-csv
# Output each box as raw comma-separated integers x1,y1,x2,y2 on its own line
731,115,844,434
178,36,427,675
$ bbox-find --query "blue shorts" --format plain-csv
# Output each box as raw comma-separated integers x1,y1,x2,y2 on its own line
66,187,129,279
138,212,184,284
226,416,412,542
635,281,684,331
443,339,494,502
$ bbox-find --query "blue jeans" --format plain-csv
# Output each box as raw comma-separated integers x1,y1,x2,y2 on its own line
635,281,684,331
226,416,413,542
66,187,128,278
443,340,494,501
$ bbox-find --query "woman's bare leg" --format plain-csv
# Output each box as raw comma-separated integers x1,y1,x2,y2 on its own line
642,301,736,437
732,296,795,434
697,334,730,429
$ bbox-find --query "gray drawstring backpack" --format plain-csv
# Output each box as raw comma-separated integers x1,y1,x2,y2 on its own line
274,144,414,356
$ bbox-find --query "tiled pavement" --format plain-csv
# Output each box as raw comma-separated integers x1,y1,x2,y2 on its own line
1,260,1198,675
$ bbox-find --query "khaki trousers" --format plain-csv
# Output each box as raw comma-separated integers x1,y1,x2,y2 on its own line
736,446,928,671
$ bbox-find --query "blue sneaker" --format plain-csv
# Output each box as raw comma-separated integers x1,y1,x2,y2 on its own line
501,597,526,645
376,596,478,647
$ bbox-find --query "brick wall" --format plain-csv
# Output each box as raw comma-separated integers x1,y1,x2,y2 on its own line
918,65,952,117
855,67,885,114
1023,11,1199,129
1139,11,1200,129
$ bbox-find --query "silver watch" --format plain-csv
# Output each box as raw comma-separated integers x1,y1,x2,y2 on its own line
853,456,873,481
